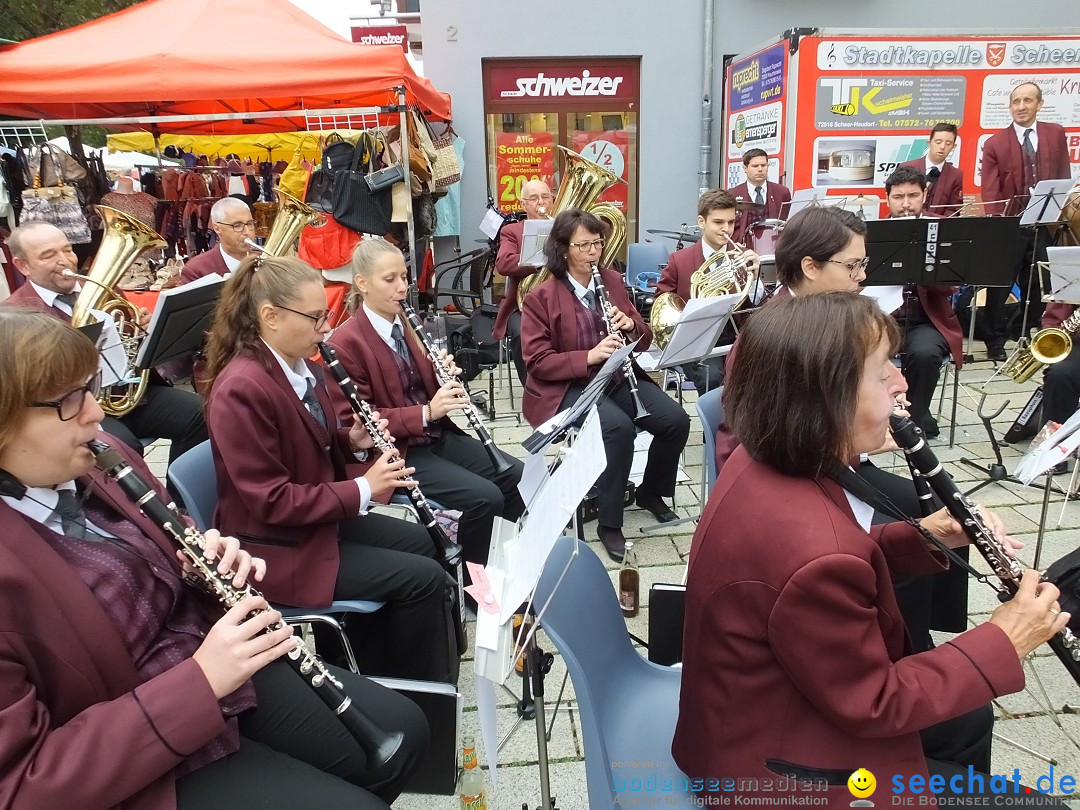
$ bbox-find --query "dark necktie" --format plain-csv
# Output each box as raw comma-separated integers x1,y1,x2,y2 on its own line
55,292,78,309
302,378,328,431
1022,128,1037,192
927,166,941,182
754,185,764,206
390,322,411,364
583,289,597,312
51,489,88,540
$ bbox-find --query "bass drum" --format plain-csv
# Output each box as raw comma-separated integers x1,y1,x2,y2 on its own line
746,220,782,285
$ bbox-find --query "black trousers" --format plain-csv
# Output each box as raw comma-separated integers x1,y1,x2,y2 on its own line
681,354,726,395
506,310,527,384
406,431,524,567
334,512,455,682
102,382,207,465
176,658,429,809
902,321,951,430
984,227,1047,347
561,376,691,528
1043,341,1080,423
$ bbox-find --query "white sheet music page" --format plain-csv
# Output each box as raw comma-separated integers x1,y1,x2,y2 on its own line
1045,246,1080,305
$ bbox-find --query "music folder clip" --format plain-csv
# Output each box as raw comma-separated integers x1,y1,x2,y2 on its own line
135,273,226,369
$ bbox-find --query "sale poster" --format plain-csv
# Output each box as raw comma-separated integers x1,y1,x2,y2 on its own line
570,129,630,210
494,131,555,214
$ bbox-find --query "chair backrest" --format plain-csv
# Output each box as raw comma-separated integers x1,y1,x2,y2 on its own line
625,241,669,290
166,440,217,531
534,535,689,807
696,385,725,492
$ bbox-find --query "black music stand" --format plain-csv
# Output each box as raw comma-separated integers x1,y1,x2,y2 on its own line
135,274,225,369
1018,179,1079,339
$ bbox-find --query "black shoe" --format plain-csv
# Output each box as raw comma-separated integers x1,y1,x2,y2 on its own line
1052,461,1071,476
921,416,940,440
597,525,626,562
636,490,678,523
986,343,1007,362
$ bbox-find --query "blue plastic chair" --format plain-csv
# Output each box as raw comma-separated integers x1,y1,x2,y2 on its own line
167,440,384,673
695,386,725,493
534,536,693,808
625,242,670,291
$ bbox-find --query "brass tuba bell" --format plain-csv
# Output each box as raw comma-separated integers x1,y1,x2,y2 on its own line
70,206,167,417
258,188,325,257
516,146,627,307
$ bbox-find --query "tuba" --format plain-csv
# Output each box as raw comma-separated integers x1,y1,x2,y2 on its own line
259,188,325,257
70,206,167,417
516,146,627,307
650,236,759,350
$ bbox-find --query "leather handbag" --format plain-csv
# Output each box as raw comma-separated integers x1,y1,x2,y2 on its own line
332,132,392,235
304,133,354,212
278,136,315,199
32,143,88,188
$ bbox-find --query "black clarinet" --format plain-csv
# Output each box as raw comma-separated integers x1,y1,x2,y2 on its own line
590,263,648,422
88,439,404,767
318,342,463,567
401,303,514,475
889,414,1080,684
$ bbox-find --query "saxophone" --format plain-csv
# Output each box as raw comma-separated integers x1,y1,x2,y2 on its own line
89,439,403,768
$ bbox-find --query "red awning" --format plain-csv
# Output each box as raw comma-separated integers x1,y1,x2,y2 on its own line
0,0,450,133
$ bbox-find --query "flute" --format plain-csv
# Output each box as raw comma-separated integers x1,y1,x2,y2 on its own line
88,439,404,768
590,263,648,422
318,342,463,567
400,303,514,475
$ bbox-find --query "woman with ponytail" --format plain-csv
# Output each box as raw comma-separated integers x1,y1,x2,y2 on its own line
203,256,455,682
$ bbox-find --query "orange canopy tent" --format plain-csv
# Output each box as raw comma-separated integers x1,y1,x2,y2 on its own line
0,0,450,134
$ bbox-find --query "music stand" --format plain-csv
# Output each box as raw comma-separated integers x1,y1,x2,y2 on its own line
1042,246,1080,306
787,188,832,217
1018,179,1078,337
135,273,226,369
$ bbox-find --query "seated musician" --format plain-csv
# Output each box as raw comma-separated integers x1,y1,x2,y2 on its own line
676,292,1066,807
883,165,964,438
200,255,455,682
520,209,690,561
327,238,525,568
179,197,256,284
1040,301,1080,469
728,147,792,245
715,206,968,652
0,308,427,809
493,179,554,383
655,189,760,393
3,222,207,466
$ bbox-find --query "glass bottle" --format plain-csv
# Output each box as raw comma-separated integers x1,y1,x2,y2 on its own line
619,540,640,617
458,733,488,810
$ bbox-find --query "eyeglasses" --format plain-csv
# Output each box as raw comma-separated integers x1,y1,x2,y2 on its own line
276,305,333,330
524,194,553,203
30,373,102,421
826,257,870,278
569,239,605,253
214,220,257,233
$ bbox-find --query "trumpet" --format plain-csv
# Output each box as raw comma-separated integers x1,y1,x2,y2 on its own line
591,262,648,422
400,303,515,475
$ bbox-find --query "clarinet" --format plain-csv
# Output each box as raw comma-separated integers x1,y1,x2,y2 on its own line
889,414,1080,683
88,439,404,767
401,303,514,475
318,342,463,567
590,263,648,422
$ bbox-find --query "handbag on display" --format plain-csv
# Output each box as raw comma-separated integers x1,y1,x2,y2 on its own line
20,186,92,244
298,213,362,270
422,117,462,189
304,133,354,213
31,143,88,188
332,132,393,235
278,136,315,199
413,189,438,239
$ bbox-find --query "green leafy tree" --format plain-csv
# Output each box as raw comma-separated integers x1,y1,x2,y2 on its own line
0,0,143,43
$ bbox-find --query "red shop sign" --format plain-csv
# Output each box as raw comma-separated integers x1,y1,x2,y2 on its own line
351,25,409,53
485,61,638,107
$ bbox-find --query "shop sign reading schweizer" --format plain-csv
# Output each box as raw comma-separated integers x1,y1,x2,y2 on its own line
486,64,638,105
818,39,1080,70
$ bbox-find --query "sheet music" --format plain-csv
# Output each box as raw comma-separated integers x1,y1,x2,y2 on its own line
656,293,741,369
1044,247,1080,305
520,219,553,267
479,208,503,240
1020,179,1076,226
516,450,548,507
1014,409,1080,484
84,309,130,387
861,285,904,315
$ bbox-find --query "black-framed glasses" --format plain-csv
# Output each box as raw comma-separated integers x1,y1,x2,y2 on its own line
827,257,870,278
570,238,605,253
214,220,257,233
276,305,333,330
30,372,102,421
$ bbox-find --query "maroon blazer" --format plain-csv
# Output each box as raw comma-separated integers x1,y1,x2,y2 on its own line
729,180,792,244
2,279,70,319
655,240,704,303
899,158,964,216
0,437,226,809
206,343,358,608
981,121,1071,216
493,219,543,340
673,445,1023,802
180,246,230,285
327,306,465,465
519,267,652,426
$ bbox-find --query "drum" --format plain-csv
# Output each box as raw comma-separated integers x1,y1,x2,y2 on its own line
747,221,782,285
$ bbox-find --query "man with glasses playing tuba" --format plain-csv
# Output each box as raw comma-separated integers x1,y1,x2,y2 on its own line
3,222,207,469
